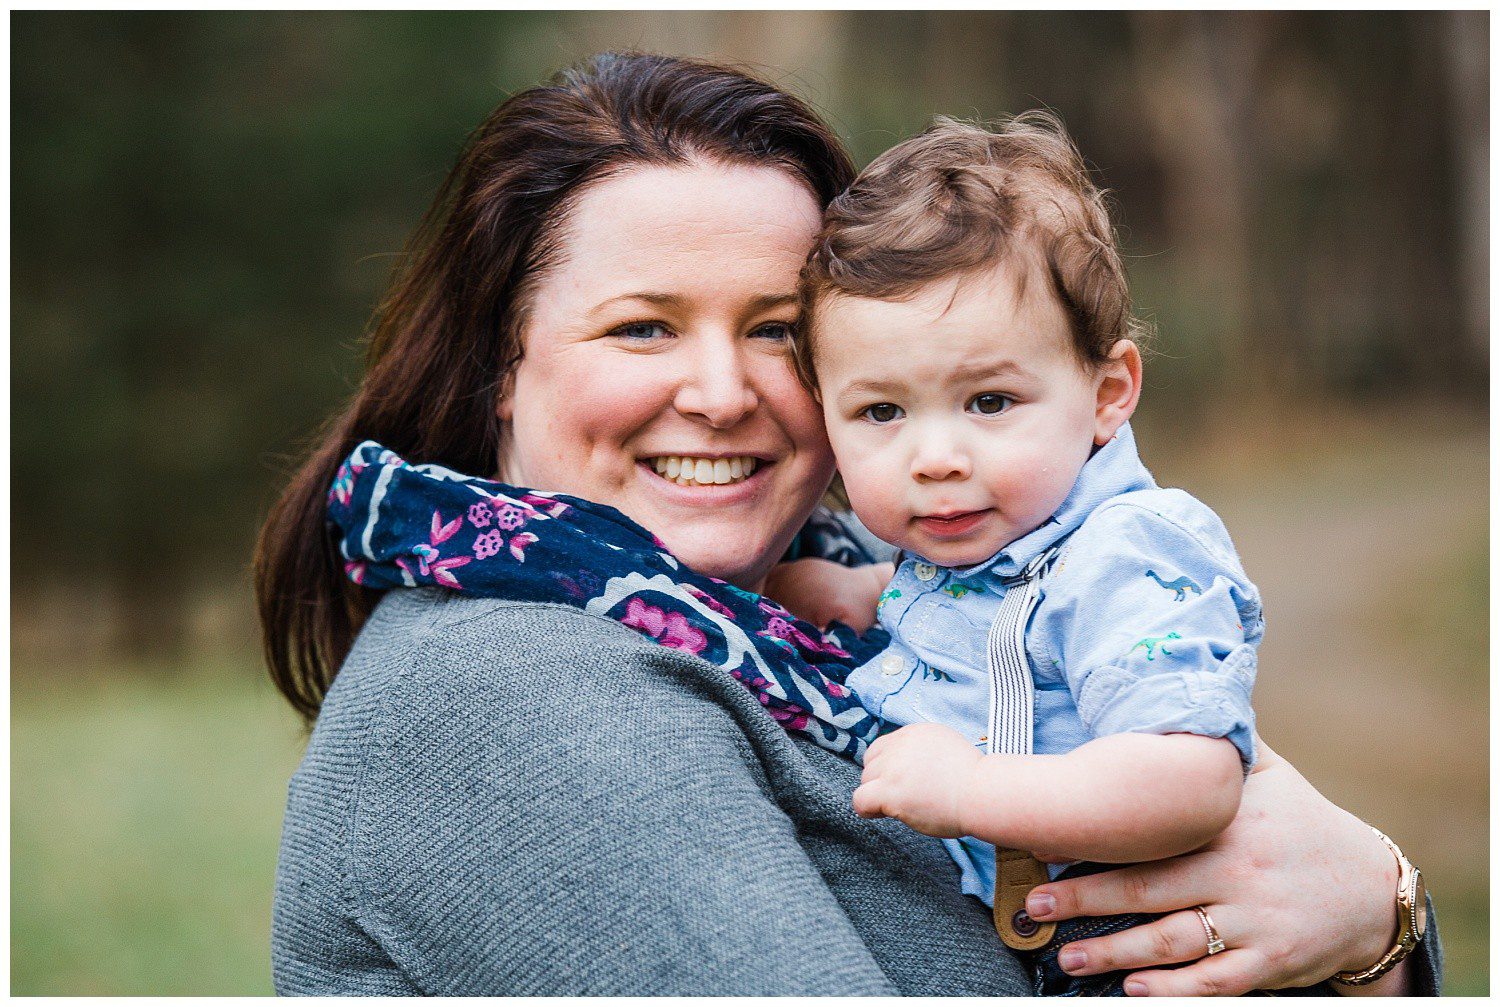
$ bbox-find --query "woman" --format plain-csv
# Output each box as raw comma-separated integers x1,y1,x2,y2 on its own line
258,52,1440,995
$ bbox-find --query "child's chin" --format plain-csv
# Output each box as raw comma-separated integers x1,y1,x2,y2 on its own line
919,538,1009,569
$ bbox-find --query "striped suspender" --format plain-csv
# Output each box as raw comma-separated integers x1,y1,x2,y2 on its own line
986,543,1064,951
985,544,1063,756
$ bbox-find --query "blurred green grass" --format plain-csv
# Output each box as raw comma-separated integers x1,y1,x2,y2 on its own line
12,661,303,995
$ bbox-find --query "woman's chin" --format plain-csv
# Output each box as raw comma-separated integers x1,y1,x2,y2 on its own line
653,513,790,587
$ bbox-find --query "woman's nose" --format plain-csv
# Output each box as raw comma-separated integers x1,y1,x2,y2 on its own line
910,428,971,483
672,337,760,429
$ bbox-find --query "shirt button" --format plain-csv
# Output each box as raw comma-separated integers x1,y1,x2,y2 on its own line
914,562,937,582
880,654,905,677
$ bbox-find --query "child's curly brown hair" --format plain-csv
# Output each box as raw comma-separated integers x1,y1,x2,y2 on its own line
795,112,1149,390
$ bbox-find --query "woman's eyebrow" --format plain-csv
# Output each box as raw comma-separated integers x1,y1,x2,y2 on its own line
744,292,798,314
588,291,797,317
589,291,687,316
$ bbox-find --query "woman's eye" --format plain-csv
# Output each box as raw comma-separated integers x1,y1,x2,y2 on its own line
750,321,794,341
861,403,904,424
613,321,671,341
968,393,1013,415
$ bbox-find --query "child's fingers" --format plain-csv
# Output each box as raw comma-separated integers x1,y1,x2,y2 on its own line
851,782,888,819
1120,948,1263,997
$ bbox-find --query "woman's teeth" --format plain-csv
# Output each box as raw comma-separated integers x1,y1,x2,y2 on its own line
651,455,759,486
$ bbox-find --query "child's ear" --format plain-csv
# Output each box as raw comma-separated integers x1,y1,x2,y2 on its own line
1093,340,1142,446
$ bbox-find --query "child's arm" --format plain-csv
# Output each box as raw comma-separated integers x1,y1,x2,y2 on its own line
762,557,893,632
853,724,1243,862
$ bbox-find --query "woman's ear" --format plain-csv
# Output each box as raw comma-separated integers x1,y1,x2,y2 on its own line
495,368,516,422
1093,340,1142,445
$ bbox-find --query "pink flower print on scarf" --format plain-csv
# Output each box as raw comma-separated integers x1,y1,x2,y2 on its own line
683,583,736,619
621,597,708,655
762,616,852,660
494,503,528,531
517,493,571,519
763,700,810,732
508,532,538,561
401,510,470,588
474,529,504,560
330,459,364,506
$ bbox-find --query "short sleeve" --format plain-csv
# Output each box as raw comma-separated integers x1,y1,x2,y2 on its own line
1029,491,1261,770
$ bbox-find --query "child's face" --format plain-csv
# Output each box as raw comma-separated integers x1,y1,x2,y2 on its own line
814,258,1124,567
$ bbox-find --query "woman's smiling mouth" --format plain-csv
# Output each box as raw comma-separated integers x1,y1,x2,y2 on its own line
647,454,762,487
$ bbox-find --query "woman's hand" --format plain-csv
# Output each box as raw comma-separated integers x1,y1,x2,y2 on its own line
762,558,892,632
1021,740,1407,996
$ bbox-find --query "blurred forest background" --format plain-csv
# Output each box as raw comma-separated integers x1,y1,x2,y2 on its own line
11,11,1488,995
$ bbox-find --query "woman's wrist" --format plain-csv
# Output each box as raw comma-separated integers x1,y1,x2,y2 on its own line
1334,957,1411,997
1333,819,1404,976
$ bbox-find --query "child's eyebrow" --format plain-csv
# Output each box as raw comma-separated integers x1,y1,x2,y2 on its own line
947,359,1035,383
835,378,906,403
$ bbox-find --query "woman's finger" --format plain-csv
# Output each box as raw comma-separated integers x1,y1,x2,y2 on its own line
1027,855,1216,922
1122,948,1263,997
1057,908,1231,976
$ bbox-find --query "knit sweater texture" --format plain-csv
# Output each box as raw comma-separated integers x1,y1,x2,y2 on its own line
271,589,1032,995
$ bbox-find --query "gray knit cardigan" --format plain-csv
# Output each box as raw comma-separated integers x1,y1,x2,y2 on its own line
271,589,1443,995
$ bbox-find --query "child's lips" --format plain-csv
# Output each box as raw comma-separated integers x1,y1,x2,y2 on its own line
916,509,991,538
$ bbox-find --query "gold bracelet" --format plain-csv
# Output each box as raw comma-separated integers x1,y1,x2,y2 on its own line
1330,827,1425,986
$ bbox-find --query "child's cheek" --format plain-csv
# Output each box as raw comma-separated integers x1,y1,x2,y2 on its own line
989,439,1084,526
839,452,912,551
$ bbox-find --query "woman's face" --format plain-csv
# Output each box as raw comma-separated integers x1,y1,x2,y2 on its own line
500,160,835,590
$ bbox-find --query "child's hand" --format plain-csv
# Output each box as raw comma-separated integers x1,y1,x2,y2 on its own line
762,558,892,632
852,722,981,838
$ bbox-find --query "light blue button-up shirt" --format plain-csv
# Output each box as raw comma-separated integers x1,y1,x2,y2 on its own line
848,424,1261,905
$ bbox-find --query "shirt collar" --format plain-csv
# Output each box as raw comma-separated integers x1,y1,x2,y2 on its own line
950,423,1157,582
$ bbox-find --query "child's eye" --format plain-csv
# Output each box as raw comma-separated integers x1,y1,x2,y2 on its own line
750,321,794,341
968,393,1013,416
861,403,905,424
610,321,672,341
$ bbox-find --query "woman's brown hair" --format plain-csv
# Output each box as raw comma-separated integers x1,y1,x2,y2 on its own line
256,52,856,721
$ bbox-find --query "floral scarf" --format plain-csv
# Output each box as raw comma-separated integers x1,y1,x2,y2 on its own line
328,441,887,760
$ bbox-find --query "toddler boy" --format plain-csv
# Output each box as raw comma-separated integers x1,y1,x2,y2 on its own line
780,114,1262,994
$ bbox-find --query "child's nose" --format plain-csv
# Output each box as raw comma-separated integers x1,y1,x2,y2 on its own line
910,435,971,483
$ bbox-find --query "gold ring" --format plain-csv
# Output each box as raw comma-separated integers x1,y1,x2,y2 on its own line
1194,905,1226,955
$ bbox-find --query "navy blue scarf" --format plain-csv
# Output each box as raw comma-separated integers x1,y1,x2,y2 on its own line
328,441,886,760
